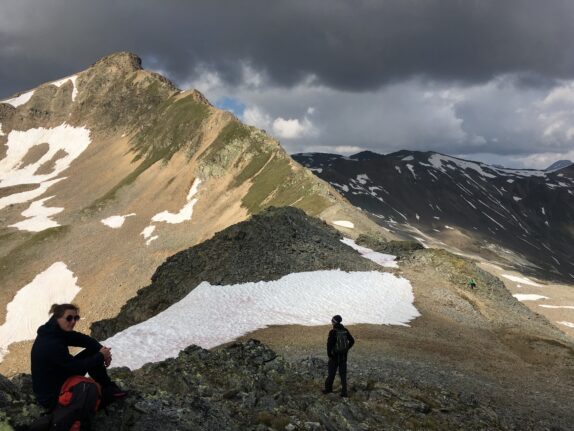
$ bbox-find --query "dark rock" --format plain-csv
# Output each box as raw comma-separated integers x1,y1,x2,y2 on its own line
0,340,568,430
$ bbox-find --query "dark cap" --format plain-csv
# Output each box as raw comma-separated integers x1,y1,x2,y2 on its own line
331,315,342,324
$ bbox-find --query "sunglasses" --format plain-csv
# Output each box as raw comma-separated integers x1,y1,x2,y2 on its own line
65,315,81,322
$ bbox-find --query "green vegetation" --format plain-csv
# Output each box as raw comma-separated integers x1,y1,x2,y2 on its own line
241,155,293,213
0,226,69,280
202,121,251,162
231,150,272,188
239,154,330,216
132,95,209,162
292,193,330,215
85,94,210,211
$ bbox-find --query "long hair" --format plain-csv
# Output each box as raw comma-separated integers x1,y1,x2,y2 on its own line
49,303,79,318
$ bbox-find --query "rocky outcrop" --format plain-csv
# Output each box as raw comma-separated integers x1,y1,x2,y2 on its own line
0,340,560,431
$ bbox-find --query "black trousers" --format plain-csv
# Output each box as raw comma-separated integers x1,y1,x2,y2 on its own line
74,348,113,389
324,353,348,392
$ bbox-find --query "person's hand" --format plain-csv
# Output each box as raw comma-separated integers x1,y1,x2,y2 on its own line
100,346,112,367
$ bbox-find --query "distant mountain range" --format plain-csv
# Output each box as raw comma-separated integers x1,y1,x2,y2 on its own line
546,160,573,172
293,150,574,282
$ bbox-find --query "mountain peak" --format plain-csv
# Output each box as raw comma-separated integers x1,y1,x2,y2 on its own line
545,160,573,172
91,51,143,73
350,150,384,160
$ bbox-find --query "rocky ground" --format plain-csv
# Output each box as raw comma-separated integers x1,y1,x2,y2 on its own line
3,339,570,431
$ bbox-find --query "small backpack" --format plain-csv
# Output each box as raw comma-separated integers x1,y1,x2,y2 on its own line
53,376,101,431
334,329,350,353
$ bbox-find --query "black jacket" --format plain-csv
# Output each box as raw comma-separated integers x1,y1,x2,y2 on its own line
31,317,104,408
327,323,355,358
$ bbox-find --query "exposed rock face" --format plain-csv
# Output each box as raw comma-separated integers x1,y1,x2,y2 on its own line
293,151,574,283
1,340,567,431
92,206,381,339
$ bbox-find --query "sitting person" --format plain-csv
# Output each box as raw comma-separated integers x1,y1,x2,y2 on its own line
31,303,125,429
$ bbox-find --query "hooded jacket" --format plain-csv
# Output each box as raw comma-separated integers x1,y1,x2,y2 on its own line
31,317,104,408
327,323,355,358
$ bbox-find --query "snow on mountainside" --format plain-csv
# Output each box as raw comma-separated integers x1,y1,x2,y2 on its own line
0,52,391,372
546,159,573,172
293,150,574,283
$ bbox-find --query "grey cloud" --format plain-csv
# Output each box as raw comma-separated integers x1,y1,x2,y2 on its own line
2,0,574,98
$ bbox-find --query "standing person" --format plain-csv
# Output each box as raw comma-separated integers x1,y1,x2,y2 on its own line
323,315,355,397
31,303,125,430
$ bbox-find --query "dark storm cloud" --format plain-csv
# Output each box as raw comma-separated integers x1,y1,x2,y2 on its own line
1,0,574,98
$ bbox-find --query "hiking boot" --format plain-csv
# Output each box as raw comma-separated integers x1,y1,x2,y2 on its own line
322,389,333,394
340,390,348,398
101,383,127,408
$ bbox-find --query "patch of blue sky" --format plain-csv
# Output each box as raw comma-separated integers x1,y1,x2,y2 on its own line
215,97,245,116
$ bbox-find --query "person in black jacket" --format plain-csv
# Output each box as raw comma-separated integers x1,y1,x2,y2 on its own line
323,314,355,397
31,303,124,410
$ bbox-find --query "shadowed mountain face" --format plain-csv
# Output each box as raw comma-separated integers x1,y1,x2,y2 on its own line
0,52,387,373
293,151,574,282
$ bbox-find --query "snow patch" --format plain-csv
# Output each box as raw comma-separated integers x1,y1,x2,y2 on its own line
0,262,81,361
539,305,574,310
558,321,574,328
140,225,158,245
401,155,414,161
333,220,354,229
331,182,349,192
428,154,546,178
340,238,398,268
101,213,136,229
512,196,522,202
395,166,402,174
513,294,548,301
406,164,417,179
104,270,420,369
9,196,63,232
1,90,35,107
356,174,369,185
151,179,201,224
50,75,79,101
0,123,4,136
502,274,544,287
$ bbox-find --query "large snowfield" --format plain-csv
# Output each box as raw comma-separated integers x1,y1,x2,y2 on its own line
104,270,420,370
0,124,92,212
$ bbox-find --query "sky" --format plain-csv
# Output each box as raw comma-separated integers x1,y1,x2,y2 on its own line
1,1,574,168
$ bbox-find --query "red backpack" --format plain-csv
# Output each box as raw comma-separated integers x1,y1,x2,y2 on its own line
54,376,102,431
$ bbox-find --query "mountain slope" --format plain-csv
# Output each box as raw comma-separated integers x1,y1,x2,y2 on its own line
3,206,572,430
0,52,391,369
293,150,574,283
